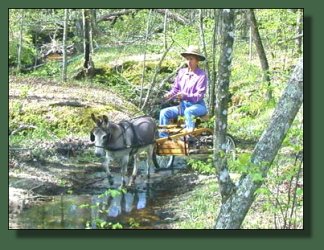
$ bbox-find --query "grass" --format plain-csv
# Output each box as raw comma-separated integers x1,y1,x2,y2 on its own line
167,178,219,229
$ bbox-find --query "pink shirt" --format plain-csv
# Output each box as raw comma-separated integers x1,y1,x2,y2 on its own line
168,67,207,103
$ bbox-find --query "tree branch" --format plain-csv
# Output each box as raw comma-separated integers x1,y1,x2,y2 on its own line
97,9,138,23
154,9,189,25
141,41,174,110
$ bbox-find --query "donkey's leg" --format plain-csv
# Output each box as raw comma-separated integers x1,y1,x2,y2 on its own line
129,154,140,186
120,155,129,188
145,145,154,179
105,152,114,186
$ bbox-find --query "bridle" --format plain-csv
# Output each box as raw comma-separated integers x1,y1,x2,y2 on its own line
91,126,112,149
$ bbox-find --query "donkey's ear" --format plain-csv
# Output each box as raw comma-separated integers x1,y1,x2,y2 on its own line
102,115,109,126
90,132,95,142
91,113,102,127
91,113,97,123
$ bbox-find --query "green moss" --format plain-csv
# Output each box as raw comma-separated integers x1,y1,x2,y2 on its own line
9,100,116,139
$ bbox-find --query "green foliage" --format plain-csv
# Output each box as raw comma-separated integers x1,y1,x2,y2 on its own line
197,116,214,129
188,156,215,175
172,25,200,47
251,154,303,229
98,188,127,199
128,218,140,229
229,152,266,183
9,37,36,67
29,61,61,77
256,9,300,49
85,219,123,229
92,71,137,101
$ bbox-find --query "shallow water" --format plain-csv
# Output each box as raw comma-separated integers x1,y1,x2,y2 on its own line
10,160,185,229
12,188,157,229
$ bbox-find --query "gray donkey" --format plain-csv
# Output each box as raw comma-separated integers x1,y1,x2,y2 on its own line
90,113,156,187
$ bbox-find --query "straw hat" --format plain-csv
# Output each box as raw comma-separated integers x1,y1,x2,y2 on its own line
181,45,206,61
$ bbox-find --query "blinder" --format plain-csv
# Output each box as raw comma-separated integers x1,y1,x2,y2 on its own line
90,131,95,142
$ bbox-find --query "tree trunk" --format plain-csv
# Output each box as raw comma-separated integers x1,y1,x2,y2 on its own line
90,9,98,38
163,9,168,50
296,9,303,55
199,9,210,108
89,10,94,54
215,57,303,229
33,32,39,70
82,9,94,76
209,9,220,115
83,9,90,68
246,9,272,100
17,10,25,73
249,26,253,61
139,9,152,108
62,9,69,82
213,9,236,202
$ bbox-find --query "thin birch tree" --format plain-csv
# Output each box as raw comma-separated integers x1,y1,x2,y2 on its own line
199,9,210,108
213,9,236,203
17,9,25,73
62,9,69,82
246,9,272,100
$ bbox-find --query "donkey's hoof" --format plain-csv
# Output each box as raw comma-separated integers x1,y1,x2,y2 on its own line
108,176,114,186
127,176,136,187
118,183,126,190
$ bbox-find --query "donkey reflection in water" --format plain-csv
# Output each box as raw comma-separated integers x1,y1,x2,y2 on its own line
90,114,156,187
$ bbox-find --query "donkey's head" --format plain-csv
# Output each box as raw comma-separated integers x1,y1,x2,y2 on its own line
90,113,111,157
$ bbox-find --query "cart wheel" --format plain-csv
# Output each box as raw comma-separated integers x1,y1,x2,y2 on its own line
152,152,175,170
225,134,236,161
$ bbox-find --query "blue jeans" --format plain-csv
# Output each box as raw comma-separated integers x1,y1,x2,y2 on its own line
159,100,207,137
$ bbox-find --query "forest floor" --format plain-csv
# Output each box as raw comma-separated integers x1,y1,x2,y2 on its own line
9,75,219,229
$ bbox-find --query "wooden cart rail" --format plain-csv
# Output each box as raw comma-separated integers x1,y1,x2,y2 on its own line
155,127,213,143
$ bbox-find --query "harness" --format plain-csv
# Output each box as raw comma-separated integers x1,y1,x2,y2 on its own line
95,119,154,153
119,121,140,154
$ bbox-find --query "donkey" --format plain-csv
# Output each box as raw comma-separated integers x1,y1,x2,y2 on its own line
90,113,156,187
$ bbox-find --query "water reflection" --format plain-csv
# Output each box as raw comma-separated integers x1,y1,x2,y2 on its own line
124,193,135,213
106,182,149,218
11,182,152,229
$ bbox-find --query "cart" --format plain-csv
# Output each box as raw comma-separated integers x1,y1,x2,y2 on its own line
152,115,236,169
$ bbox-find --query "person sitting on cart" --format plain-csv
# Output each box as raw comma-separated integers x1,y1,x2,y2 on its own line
159,45,208,138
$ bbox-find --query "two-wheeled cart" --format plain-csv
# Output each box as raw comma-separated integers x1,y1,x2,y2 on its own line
152,115,236,169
